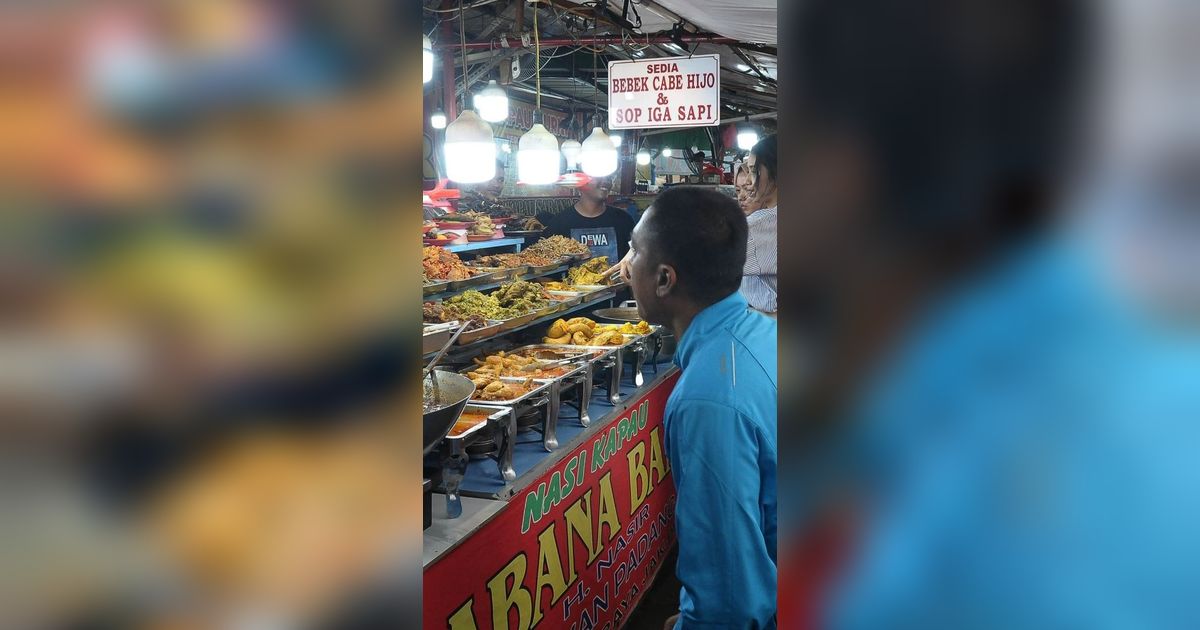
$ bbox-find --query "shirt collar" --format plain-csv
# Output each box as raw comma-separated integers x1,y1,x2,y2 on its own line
673,292,749,370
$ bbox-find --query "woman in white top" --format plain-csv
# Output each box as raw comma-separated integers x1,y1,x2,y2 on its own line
604,137,778,316
741,135,778,315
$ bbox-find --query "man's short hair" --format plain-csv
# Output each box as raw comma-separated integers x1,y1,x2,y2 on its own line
642,186,748,304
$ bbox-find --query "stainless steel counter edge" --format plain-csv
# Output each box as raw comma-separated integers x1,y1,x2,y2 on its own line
422,366,679,568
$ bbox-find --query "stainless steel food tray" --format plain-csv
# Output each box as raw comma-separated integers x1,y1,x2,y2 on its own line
423,280,451,295
422,325,452,354
458,357,587,384
497,311,538,331
528,261,564,274
467,378,552,406
465,265,519,281
455,320,503,345
443,404,510,441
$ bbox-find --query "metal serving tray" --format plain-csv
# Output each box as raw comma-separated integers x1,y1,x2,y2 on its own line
423,280,451,296
548,293,583,308
468,378,551,406
527,262,564,275
433,404,515,518
508,344,613,362
454,320,503,345
447,271,498,291
533,303,563,319
498,311,539,331
464,265,518,282
469,262,529,277
443,404,509,440
422,324,453,354
459,357,587,383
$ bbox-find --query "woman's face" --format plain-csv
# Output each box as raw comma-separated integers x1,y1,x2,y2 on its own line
735,169,756,214
747,153,777,207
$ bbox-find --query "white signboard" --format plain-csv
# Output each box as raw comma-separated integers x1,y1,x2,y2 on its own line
607,54,721,129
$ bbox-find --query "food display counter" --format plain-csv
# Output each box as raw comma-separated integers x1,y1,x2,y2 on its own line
423,368,679,630
422,233,679,629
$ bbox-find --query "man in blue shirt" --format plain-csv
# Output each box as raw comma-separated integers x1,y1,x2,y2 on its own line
625,186,778,629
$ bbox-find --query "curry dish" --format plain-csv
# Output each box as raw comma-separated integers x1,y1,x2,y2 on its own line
447,411,494,437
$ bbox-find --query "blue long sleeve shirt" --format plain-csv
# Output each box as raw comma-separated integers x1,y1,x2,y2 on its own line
828,236,1200,629
666,292,778,629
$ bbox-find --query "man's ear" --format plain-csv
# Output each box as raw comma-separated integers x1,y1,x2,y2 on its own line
655,263,677,298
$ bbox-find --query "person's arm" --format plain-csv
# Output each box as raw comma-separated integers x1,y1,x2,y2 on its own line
669,400,776,628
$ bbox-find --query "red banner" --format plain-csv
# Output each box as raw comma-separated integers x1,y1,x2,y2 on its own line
424,374,680,630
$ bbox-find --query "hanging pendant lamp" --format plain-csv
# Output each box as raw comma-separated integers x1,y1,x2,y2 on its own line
577,32,617,178
561,139,582,170
430,109,447,129
580,127,618,177
737,118,759,151
518,119,560,184
475,80,509,123
516,5,559,185
445,110,496,183
444,1,495,183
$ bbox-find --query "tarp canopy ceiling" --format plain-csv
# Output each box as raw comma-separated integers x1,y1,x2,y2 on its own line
427,0,777,117
644,0,776,45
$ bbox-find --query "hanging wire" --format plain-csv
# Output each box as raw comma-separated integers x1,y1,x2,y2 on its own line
592,22,599,127
534,2,541,111
458,0,468,112
425,0,504,14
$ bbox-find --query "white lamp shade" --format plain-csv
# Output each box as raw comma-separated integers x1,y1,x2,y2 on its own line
580,127,618,177
661,148,673,157
636,150,651,165
423,36,433,84
560,139,582,168
474,80,509,123
737,129,759,151
444,110,495,183
517,123,561,185
610,133,623,148
430,110,447,129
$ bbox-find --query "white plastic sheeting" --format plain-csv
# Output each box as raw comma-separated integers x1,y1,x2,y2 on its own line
648,0,777,45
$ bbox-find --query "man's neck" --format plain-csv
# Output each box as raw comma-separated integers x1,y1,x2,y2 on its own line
669,302,705,343
574,198,605,218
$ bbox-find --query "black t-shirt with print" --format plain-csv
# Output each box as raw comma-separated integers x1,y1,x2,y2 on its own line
541,205,635,264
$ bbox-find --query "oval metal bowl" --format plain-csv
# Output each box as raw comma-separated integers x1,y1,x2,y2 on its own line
423,370,477,455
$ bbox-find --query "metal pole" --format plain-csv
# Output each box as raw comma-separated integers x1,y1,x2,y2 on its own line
434,34,738,49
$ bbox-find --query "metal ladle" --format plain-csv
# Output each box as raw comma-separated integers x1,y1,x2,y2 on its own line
424,321,470,401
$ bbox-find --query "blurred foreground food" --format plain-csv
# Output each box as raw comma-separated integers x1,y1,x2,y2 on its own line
3,1,422,627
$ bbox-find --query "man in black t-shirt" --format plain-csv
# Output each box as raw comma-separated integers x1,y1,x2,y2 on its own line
541,175,635,264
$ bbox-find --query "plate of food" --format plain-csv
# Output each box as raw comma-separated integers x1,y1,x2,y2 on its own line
423,246,473,280
523,235,591,260
423,234,455,246
565,256,613,286
506,216,546,235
